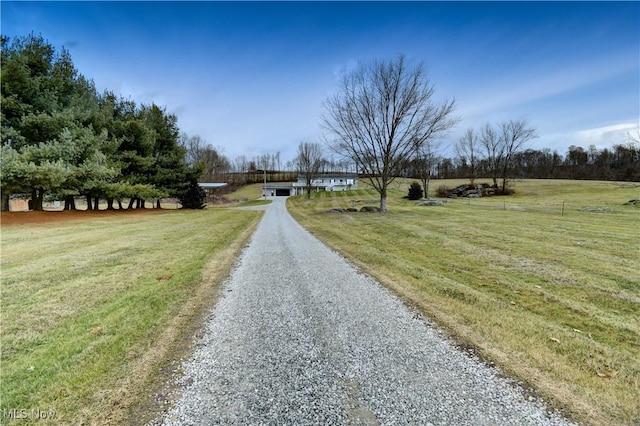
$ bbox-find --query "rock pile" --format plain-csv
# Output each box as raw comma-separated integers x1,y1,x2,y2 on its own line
327,207,377,213
448,183,495,198
359,206,381,212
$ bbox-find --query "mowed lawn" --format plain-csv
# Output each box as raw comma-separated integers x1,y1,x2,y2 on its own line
288,179,640,425
1,208,262,425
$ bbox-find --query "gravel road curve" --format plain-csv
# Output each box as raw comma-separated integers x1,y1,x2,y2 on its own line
157,197,572,425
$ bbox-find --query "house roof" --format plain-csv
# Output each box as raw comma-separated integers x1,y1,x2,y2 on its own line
262,183,296,189
296,173,358,179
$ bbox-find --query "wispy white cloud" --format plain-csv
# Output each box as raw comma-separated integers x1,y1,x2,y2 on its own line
538,121,638,155
573,122,638,148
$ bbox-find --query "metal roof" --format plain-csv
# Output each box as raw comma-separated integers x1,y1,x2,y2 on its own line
198,183,228,188
296,173,358,179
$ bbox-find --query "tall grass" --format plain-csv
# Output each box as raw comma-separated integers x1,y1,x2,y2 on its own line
288,179,640,425
1,208,262,424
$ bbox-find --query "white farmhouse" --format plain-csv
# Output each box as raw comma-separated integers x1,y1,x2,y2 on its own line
262,174,358,197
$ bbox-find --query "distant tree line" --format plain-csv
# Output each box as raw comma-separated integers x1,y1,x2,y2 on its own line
204,133,639,196
427,142,639,183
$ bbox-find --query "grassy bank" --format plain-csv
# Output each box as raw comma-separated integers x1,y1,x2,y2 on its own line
1,208,262,425
288,179,640,425
222,183,264,202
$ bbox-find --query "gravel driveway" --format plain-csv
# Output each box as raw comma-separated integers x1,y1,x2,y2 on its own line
158,197,572,425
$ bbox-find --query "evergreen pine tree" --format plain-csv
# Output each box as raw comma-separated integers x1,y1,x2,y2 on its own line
179,180,206,209
408,182,423,200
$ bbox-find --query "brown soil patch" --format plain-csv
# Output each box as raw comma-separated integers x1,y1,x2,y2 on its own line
0,209,162,226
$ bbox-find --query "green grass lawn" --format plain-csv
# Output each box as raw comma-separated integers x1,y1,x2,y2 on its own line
0,208,262,425
288,179,640,425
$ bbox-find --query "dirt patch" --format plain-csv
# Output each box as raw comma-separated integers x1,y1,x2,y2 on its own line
0,209,162,226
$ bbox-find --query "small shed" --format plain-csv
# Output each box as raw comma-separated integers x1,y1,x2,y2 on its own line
198,183,228,190
198,182,227,199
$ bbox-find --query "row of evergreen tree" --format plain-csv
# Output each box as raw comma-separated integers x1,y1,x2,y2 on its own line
1,34,202,211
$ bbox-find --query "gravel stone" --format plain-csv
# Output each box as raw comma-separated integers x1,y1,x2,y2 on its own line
156,197,573,425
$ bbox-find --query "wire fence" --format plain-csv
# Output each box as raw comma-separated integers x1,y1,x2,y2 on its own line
446,197,638,216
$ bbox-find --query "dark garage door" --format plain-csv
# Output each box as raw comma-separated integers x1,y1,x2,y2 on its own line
275,188,290,196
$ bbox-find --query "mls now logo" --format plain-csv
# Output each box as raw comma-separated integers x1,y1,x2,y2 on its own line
3,409,56,420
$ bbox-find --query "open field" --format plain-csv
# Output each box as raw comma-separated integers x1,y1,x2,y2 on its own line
288,179,640,425
0,208,262,425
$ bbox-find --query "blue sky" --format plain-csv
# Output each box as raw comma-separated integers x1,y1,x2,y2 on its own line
2,1,638,163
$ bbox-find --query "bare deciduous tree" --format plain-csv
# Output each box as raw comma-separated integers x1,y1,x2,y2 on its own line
455,128,479,185
178,132,206,166
478,120,537,192
322,55,456,212
414,139,441,199
296,141,324,199
479,123,503,188
499,119,537,192
199,146,231,182
178,132,230,182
